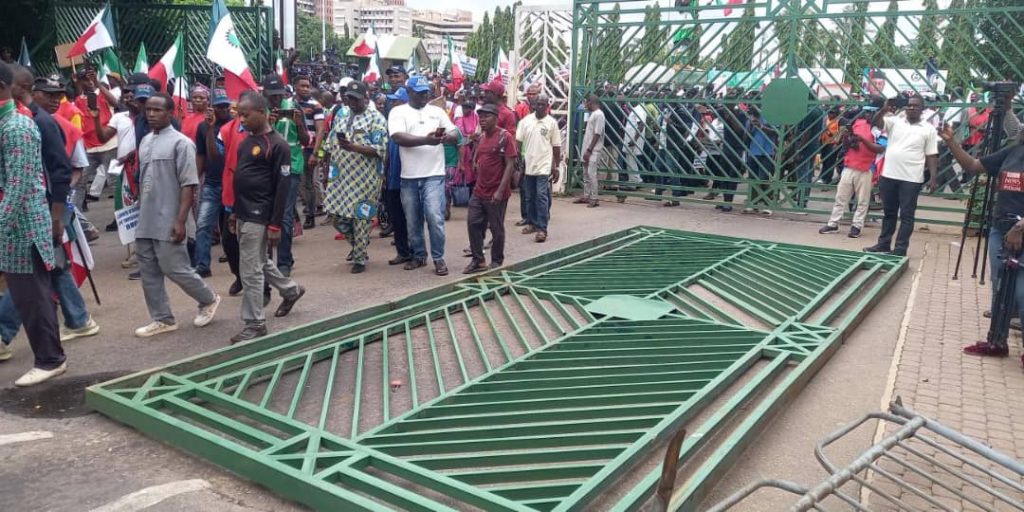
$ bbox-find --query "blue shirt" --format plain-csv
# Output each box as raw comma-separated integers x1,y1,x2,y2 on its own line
747,117,776,157
386,139,402,190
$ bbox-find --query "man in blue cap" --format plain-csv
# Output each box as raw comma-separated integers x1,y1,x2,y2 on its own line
382,87,411,264
388,76,458,276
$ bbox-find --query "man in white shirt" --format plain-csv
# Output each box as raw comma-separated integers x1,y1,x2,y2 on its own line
388,76,458,276
864,95,938,257
578,92,606,207
516,94,561,243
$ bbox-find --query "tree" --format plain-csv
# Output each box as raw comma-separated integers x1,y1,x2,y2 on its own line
593,4,624,82
717,4,755,71
940,0,975,89
867,0,901,68
295,12,352,62
636,5,667,65
977,0,1024,82
839,3,870,92
413,25,426,39
910,0,940,66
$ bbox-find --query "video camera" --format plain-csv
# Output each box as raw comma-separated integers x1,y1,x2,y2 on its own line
982,81,1019,95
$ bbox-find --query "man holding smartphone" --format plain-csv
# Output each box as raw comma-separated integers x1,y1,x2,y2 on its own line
73,67,118,214
388,76,459,276
321,81,388,273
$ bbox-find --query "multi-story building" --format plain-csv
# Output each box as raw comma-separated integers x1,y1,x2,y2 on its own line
334,0,414,37
413,9,474,62
297,0,316,16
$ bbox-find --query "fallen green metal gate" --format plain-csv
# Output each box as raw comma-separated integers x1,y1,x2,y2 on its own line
88,227,905,511
569,0,1024,226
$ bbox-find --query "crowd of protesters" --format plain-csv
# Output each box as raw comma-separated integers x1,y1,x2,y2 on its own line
0,58,566,387
4,48,1023,385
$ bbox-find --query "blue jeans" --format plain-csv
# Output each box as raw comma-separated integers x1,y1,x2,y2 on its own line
522,175,552,232
401,176,447,262
0,265,89,344
988,227,1024,326
277,174,301,271
193,183,223,273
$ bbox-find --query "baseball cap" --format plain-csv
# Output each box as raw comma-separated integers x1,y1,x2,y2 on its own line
478,103,500,117
481,80,505,96
386,87,409,102
344,81,368,100
385,65,407,76
33,75,65,93
134,84,155,100
212,88,231,106
405,75,431,93
261,74,287,95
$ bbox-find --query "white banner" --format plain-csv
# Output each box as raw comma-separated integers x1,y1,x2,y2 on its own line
114,203,139,245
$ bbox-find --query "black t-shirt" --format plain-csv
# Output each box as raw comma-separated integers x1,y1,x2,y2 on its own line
981,144,1024,225
233,130,292,227
195,118,231,186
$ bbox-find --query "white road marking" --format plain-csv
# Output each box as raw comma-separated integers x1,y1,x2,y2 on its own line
0,430,53,446
88,479,211,512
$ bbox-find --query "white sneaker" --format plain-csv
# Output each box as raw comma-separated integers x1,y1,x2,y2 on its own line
193,295,222,328
60,317,100,342
15,362,67,387
134,321,178,338
0,343,11,362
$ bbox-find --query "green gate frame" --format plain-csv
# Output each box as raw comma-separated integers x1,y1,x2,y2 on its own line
569,0,1024,226
88,227,905,511
37,1,272,82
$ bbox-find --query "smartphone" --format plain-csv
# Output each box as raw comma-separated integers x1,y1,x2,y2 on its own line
86,92,98,111
434,127,445,137
336,130,348,141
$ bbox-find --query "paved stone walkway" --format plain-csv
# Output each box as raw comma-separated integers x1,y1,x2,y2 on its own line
869,238,1024,510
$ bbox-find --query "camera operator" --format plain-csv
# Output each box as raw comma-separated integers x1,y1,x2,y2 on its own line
941,89,1024,358
819,100,886,238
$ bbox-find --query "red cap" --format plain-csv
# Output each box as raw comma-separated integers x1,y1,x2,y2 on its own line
482,79,506,96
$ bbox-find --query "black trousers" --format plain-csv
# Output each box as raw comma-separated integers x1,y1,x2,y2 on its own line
385,188,410,259
877,176,923,255
220,211,240,278
467,196,507,265
6,249,65,370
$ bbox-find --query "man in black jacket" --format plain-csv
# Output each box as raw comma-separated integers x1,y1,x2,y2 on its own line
228,91,305,344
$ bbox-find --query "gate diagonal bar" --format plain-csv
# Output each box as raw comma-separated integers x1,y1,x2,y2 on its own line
88,227,906,511
568,0,1024,226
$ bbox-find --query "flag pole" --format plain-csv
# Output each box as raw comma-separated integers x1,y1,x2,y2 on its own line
69,210,101,305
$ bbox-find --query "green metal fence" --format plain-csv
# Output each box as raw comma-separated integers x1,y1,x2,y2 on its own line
569,0,1024,226
51,1,272,84
88,227,905,511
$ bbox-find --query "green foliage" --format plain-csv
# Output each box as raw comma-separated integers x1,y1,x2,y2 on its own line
941,0,975,89
636,5,668,65
911,0,940,65
295,11,352,61
977,0,1024,82
716,4,755,71
867,0,901,67
465,2,522,81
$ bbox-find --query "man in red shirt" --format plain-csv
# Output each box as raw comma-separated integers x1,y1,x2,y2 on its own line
73,68,118,209
219,109,248,296
464,103,517,274
818,108,886,238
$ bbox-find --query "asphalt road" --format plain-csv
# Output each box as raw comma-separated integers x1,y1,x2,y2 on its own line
0,192,947,512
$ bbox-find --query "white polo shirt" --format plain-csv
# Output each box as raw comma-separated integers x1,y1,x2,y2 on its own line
883,115,939,183
387,103,457,179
